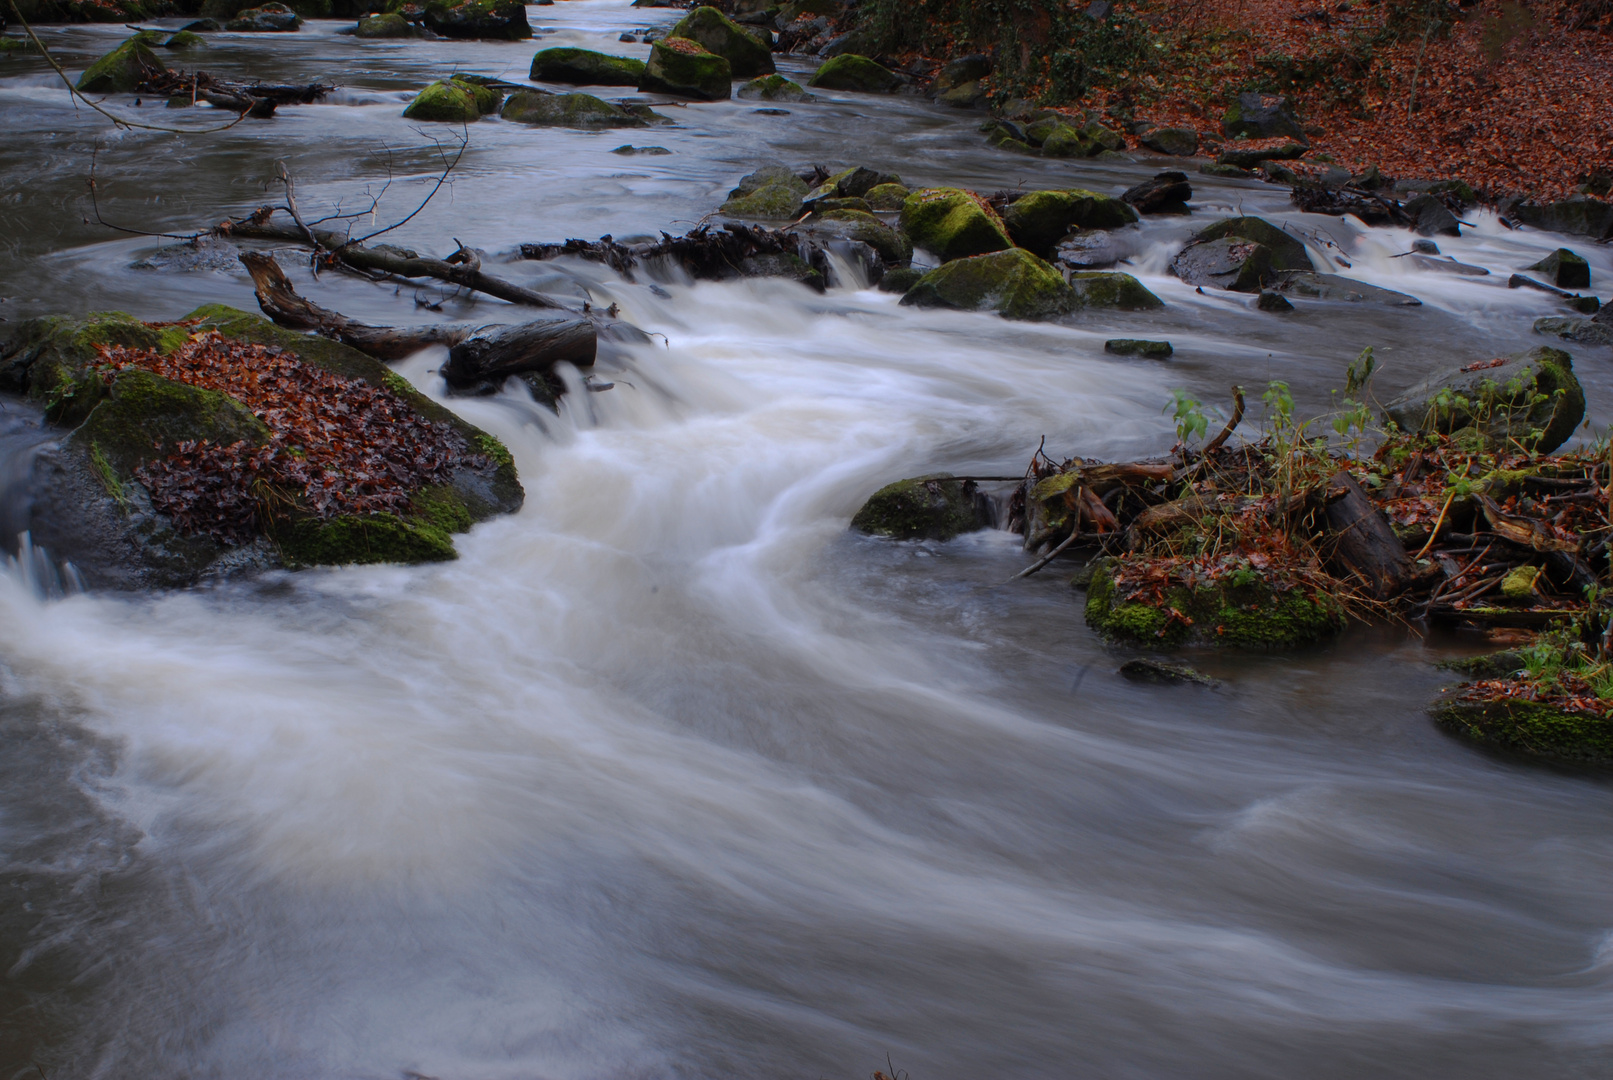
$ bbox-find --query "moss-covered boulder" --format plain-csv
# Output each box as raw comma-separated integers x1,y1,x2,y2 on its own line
422,0,530,39
807,53,899,93
529,47,646,85
1193,216,1312,272
500,90,645,127
1104,338,1172,358
403,78,499,121
737,73,813,102
720,175,805,219
1,307,523,588
639,36,731,100
164,30,207,47
1069,272,1163,310
355,12,420,36
1381,346,1585,454
1040,123,1115,158
1085,561,1345,648
899,188,1010,263
1139,126,1199,156
1002,189,1139,257
877,266,924,294
225,2,301,30
865,182,909,210
818,209,912,264
900,248,1074,320
1434,696,1613,766
671,5,774,77
1221,91,1305,142
75,36,166,93
850,475,988,540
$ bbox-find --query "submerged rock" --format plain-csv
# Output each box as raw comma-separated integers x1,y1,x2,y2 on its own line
75,37,166,93
899,187,1011,262
1118,658,1218,686
1528,247,1591,289
737,74,813,101
807,53,900,93
1434,697,1613,766
900,248,1074,320
530,47,646,85
639,36,731,100
850,474,990,541
1170,237,1272,292
671,5,773,78
1534,316,1613,347
1002,189,1138,257
1273,271,1421,306
1069,272,1162,310
500,90,644,127
1105,338,1172,358
0,308,522,588
1382,345,1585,454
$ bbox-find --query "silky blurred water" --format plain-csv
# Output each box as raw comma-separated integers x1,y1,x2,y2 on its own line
2,3,1613,1077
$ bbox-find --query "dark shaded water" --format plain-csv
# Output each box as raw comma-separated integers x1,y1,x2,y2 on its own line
2,5,1613,1077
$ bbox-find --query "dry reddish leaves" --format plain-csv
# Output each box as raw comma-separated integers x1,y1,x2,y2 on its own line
97,331,478,543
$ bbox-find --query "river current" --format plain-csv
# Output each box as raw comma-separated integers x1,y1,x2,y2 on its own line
2,3,1613,1077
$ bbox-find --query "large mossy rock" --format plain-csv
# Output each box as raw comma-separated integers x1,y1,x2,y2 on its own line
529,47,646,86
422,0,530,40
1139,126,1199,156
807,53,900,93
225,2,301,30
1434,696,1613,766
639,36,731,100
1509,196,1613,241
1221,92,1305,141
1002,189,1138,257
500,90,644,127
737,73,813,101
1171,237,1273,292
1085,562,1345,648
899,248,1074,320
1381,346,1585,454
75,36,166,93
355,12,420,36
1528,248,1591,289
720,165,808,219
899,188,1010,262
816,209,912,264
850,475,988,541
0,308,523,588
671,5,774,78
403,78,500,121
1069,271,1162,310
1192,216,1312,271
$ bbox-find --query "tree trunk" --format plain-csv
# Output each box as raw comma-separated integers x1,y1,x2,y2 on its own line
441,319,598,394
1323,470,1413,598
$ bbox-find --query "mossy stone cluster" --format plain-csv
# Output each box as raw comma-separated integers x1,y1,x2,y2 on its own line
75,36,166,93
1085,562,1345,648
1002,189,1138,257
639,36,731,100
899,188,1010,263
982,113,1126,159
900,248,1074,321
0,307,524,585
670,5,773,78
530,47,646,85
403,76,503,121
721,165,808,219
737,74,812,102
807,53,899,93
500,90,644,127
1382,346,1586,454
818,209,912,265
850,475,987,541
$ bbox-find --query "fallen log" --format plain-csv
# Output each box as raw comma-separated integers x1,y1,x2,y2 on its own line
1322,470,1413,599
222,214,570,311
241,252,597,391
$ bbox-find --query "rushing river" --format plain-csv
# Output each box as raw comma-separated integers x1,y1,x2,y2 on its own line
3,3,1613,1076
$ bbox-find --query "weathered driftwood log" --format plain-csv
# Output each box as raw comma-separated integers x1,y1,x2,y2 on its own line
441,320,597,394
1322,470,1413,598
241,253,596,391
223,216,569,310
